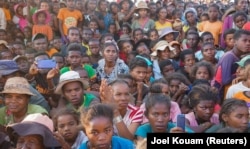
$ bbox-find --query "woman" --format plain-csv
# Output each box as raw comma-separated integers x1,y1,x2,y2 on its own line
6,113,61,149
131,1,155,34
206,98,250,133
96,42,129,83
100,79,143,140
155,7,172,31
79,104,134,149
0,77,48,125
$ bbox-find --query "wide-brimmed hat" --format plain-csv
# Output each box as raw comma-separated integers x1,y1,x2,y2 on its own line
135,1,149,12
159,27,180,40
32,9,51,24
236,55,250,67
55,71,89,94
151,40,175,57
0,40,8,48
6,113,61,148
1,77,34,96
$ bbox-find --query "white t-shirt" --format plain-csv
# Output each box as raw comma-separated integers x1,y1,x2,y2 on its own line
225,82,250,99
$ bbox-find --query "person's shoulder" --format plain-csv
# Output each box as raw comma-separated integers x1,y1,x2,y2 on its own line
27,104,48,113
79,141,88,149
60,66,70,74
112,136,134,148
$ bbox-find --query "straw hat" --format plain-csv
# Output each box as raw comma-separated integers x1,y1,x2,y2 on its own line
135,1,149,12
55,71,89,94
1,77,34,96
151,40,175,57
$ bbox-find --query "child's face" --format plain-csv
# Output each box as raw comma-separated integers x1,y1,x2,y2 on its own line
68,29,81,42
122,27,129,34
130,66,147,82
208,7,218,21
134,30,143,41
136,45,150,55
202,34,214,44
25,53,35,65
158,8,167,19
164,33,174,43
201,16,209,22
67,51,82,67
187,34,199,48
162,64,175,78
84,117,113,148
13,44,25,55
52,56,64,69
202,44,215,61
169,79,180,96
57,114,79,142
138,8,148,18
89,41,100,55
89,22,98,31
184,54,195,67
225,34,234,49
40,2,49,11
159,48,170,60
108,25,116,34
33,38,48,52
82,30,93,42
186,12,196,24
149,31,159,41
53,39,63,50
37,13,46,24
82,56,91,65
195,66,209,80
121,42,133,54
17,58,29,73
194,100,215,121
147,103,170,133
235,15,247,29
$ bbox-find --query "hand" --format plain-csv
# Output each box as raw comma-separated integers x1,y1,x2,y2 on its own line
29,63,38,75
47,68,59,80
178,82,189,93
170,127,185,133
53,131,71,149
137,82,144,93
99,79,116,108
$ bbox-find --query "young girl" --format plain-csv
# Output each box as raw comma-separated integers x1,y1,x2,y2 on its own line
121,23,132,36
12,3,29,31
79,104,134,149
206,98,250,133
198,4,222,46
32,9,53,41
133,28,144,44
185,84,220,132
148,28,159,41
135,93,191,141
53,108,88,148
183,8,199,33
88,19,101,39
233,11,247,30
190,61,214,83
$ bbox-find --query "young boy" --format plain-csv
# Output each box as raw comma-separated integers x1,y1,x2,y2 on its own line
213,29,250,103
60,43,96,82
51,53,65,70
57,0,83,43
88,38,102,67
198,4,222,47
82,27,94,56
223,29,236,52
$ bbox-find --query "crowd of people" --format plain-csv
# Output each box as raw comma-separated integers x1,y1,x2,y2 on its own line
0,0,250,148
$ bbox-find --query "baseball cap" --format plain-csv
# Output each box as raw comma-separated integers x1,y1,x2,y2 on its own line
236,55,250,67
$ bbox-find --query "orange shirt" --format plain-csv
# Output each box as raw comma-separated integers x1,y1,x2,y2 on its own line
32,24,53,41
57,8,83,36
46,48,58,57
233,91,250,103
198,20,223,46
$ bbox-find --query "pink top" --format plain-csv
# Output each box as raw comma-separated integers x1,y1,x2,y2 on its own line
140,101,181,124
185,112,219,126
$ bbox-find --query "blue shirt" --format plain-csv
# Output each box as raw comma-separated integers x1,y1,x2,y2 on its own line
135,123,194,138
79,136,134,149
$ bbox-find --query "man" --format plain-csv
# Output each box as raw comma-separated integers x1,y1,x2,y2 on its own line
0,60,50,112
55,71,99,112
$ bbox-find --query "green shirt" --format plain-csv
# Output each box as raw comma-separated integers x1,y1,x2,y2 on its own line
67,93,96,113
60,65,96,79
0,104,48,126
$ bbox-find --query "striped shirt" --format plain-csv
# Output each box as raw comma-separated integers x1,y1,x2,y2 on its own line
123,104,143,126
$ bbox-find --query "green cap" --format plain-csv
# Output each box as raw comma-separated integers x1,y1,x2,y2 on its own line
236,55,250,67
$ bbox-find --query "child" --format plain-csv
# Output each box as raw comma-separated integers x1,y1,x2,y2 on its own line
223,29,236,52
121,22,132,36
169,41,182,63
206,98,250,133
53,108,88,148
132,28,144,44
13,55,30,77
200,13,209,22
148,28,159,41
135,93,190,141
166,72,190,105
198,4,222,46
233,11,247,30
32,9,53,41
159,27,179,43
185,84,219,132
51,53,65,70
88,18,100,39
108,23,119,41
88,38,102,68
159,59,176,78
50,36,63,52
183,8,199,33
190,61,214,83
79,104,134,148
117,34,134,63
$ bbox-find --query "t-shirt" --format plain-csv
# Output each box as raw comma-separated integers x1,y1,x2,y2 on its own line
131,18,155,33
79,136,134,149
60,65,96,80
57,8,83,35
0,104,48,126
135,123,194,138
185,112,219,127
155,21,172,31
226,82,250,99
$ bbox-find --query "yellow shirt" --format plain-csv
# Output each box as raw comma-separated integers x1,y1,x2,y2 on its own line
82,43,91,56
155,21,172,31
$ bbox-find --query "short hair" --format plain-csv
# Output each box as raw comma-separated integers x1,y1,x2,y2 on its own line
67,26,80,35
66,43,84,56
200,31,213,42
159,59,174,72
180,49,195,62
223,29,236,40
234,29,250,40
34,52,49,58
233,11,247,22
128,57,148,71
53,108,80,129
149,78,168,94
